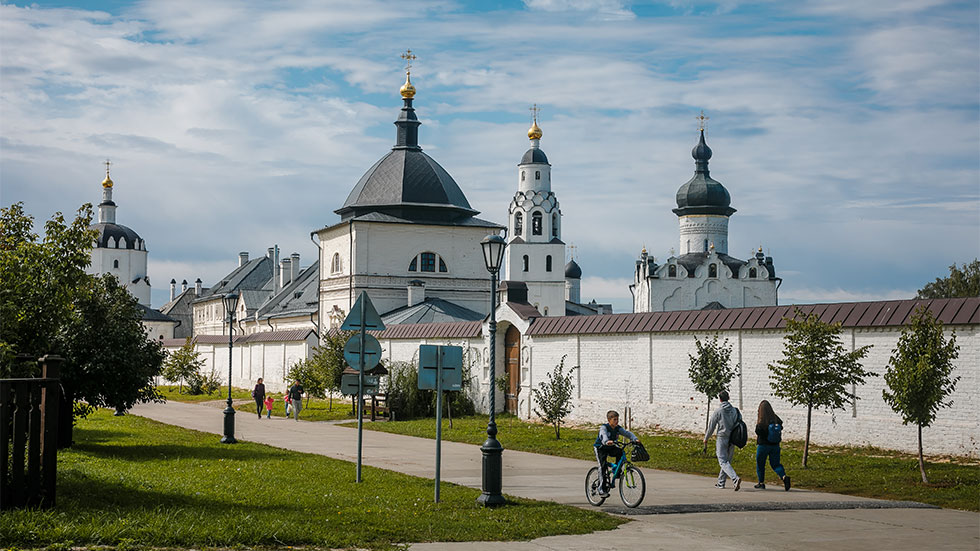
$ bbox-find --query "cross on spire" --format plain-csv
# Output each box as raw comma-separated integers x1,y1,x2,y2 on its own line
568,243,577,260
696,110,709,132
104,158,112,177
530,103,540,124
401,49,417,75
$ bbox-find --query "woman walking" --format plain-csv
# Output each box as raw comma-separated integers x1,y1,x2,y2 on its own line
755,400,790,491
252,378,266,419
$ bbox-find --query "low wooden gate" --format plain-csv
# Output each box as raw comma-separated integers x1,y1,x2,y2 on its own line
0,355,62,510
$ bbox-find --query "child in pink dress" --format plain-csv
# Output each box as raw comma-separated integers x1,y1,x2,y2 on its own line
264,395,275,419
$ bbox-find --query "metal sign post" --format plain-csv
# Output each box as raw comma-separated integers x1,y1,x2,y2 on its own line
419,344,463,503
340,292,385,483
435,349,442,502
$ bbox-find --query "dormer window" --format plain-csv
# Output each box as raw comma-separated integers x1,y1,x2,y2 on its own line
668,264,677,278
749,267,757,278
515,212,523,236
708,263,718,278
532,212,542,235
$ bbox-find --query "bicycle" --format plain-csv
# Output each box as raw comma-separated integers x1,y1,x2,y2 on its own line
585,440,646,508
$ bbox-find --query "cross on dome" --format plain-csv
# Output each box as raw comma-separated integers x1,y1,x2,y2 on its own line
696,110,709,132
399,50,418,99
102,158,113,188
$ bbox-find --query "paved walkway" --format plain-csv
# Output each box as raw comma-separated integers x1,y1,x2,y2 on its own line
130,401,979,550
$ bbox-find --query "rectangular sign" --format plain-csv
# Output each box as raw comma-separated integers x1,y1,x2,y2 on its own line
418,345,463,391
341,373,379,396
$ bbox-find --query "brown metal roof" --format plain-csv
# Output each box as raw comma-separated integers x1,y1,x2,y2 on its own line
239,329,315,343
373,321,482,340
525,297,980,337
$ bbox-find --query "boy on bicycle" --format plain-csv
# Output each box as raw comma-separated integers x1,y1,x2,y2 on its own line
594,410,641,497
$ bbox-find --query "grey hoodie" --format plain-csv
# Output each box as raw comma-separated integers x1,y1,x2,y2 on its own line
705,400,738,441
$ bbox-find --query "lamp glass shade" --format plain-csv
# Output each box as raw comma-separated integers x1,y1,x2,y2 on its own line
481,235,506,273
223,292,239,315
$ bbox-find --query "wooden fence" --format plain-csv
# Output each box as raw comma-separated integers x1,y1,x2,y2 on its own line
0,355,62,510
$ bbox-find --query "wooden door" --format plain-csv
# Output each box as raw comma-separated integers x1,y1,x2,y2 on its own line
504,325,520,413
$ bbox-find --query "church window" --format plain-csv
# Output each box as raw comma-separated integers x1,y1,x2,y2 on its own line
420,252,436,272
749,268,757,278
535,171,541,180
704,239,709,252
668,264,677,278
521,171,525,181
515,212,523,236
522,255,529,272
551,213,558,238
439,258,448,272
331,253,342,273
113,259,119,269
532,212,542,235
408,257,417,271
546,255,552,272
708,264,718,278
543,307,549,315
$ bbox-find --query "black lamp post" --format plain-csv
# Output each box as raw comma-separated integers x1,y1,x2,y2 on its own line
477,234,506,506
221,291,238,444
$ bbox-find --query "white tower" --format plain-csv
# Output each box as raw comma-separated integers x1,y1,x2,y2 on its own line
88,161,151,306
503,107,566,316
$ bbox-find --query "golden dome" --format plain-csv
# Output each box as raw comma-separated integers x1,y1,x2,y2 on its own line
101,160,113,188
528,121,542,140
400,74,416,99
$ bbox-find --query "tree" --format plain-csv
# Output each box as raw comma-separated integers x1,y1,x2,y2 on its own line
287,358,328,408
917,260,980,299
163,337,204,392
688,334,737,450
60,273,166,446
315,329,354,410
769,309,875,468
882,306,960,483
531,355,577,439
1,203,95,376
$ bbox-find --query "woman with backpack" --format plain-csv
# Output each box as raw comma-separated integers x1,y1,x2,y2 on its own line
755,400,790,491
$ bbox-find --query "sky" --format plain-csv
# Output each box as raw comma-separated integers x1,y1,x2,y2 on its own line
2,0,978,312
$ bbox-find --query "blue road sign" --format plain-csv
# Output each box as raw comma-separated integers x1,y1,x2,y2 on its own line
341,373,379,396
341,292,386,331
344,334,382,371
418,344,463,391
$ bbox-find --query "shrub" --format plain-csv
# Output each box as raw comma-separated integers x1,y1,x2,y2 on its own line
186,367,222,396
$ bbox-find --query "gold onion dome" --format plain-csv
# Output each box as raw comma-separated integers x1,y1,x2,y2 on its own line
528,120,542,140
101,161,113,188
400,74,416,99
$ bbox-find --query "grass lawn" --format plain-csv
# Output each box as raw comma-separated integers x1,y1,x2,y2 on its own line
0,410,624,550
343,414,980,512
159,385,359,422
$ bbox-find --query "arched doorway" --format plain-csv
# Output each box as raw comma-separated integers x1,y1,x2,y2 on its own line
504,325,520,413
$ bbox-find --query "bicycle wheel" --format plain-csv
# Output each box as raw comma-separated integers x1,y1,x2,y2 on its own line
619,465,646,508
585,467,606,506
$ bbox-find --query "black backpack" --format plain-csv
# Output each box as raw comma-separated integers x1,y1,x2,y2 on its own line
630,442,650,462
729,408,748,449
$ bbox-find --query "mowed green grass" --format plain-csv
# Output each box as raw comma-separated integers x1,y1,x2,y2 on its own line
159,384,359,422
344,414,980,511
0,410,624,549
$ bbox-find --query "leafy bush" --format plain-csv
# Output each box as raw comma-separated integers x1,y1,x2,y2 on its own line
186,367,222,396
384,353,476,421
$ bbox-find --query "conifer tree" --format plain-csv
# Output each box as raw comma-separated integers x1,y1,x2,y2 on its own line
882,305,959,483
769,310,874,467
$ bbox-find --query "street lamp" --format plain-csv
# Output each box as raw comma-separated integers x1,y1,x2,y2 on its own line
477,234,506,506
221,291,238,444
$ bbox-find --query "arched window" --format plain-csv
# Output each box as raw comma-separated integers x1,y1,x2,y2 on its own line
514,212,523,236
535,170,541,180
551,213,558,238
522,255,529,272
409,252,447,273
532,212,542,235
521,171,525,181
331,253,342,273
420,252,436,272
543,307,549,315
708,264,718,278
546,255,552,272
749,267,757,278
668,264,677,278
704,239,709,252
113,259,119,269
408,257,417,271
439,258,447,272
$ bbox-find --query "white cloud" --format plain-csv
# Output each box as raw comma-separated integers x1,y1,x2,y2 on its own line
524,0,636,20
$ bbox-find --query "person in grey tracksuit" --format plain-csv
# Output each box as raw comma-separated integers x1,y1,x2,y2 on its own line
702,390,741,491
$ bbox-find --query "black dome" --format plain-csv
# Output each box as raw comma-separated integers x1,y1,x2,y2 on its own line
520,147,549,165
90,222,144,250
335,96,477,223
564,259,582,279
673,131,735,217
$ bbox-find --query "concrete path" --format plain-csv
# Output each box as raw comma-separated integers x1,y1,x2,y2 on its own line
130,401,979,550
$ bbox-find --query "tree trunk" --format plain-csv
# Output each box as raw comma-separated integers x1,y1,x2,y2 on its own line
803,403,812,468
703,397,711,453
555,422,561,439
328,390,332,411
918,423,928,484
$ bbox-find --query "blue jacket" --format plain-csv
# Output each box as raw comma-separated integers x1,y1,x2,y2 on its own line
594,423,638,447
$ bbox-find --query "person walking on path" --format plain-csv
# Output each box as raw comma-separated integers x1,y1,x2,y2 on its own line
703,390,741,491
754,400,791,491
288,380,304,421
252,378,266,419
263,395,275,419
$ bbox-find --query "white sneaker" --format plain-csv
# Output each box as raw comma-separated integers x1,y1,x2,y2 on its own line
733,477,742,491
714,482,726,489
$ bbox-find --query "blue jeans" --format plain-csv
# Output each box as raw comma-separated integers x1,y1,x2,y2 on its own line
756,444,786,483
